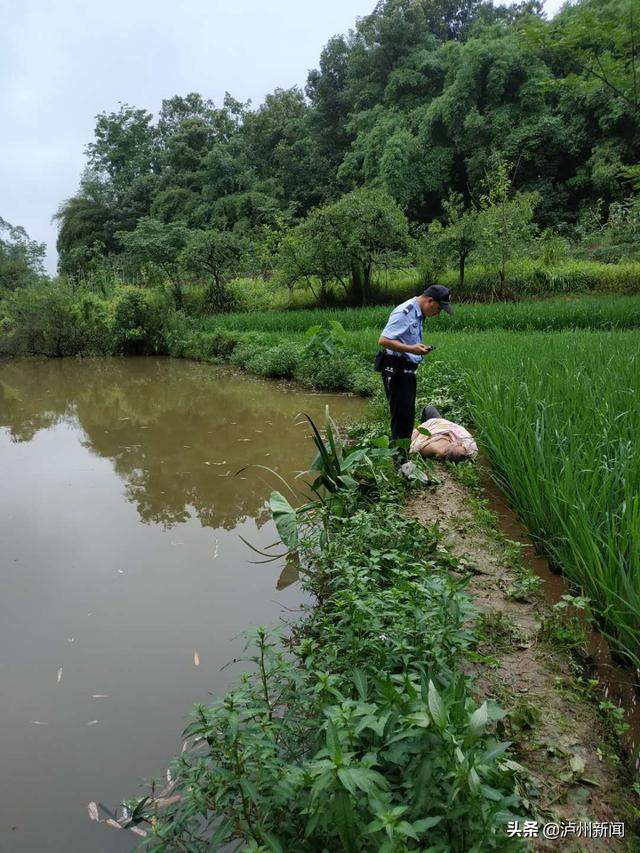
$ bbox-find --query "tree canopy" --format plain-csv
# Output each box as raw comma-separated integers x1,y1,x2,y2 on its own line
54,0,639,281
0,218,46,290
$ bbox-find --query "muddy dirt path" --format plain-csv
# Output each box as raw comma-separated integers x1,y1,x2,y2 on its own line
406,468,637,851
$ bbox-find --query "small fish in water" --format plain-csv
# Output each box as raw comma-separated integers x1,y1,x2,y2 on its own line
57,666,63,684
86,720,99,726
204,461,211,466
92,694,109,699
30,720,48,725
212,461,227,466
193,650,200,667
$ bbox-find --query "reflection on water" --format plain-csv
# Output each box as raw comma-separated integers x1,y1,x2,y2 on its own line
0,357,364,532
0,358,365,852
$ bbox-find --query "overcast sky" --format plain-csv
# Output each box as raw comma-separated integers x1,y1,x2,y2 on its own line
1,0,565,274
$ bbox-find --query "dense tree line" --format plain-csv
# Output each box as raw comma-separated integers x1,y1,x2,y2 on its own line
0,218,46,290
44,0,640,293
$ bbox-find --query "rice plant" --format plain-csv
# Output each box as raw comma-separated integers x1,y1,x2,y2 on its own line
206,295,640,336
442,331,640,667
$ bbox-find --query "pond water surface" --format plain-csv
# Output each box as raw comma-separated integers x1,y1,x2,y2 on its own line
0,358,365,852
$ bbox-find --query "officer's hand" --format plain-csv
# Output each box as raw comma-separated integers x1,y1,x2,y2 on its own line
411,344,430,355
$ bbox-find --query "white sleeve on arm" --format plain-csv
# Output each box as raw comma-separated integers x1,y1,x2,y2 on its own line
380,310,410,341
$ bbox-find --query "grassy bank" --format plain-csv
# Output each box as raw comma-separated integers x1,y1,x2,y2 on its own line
118,429,525,849
108,409,637,849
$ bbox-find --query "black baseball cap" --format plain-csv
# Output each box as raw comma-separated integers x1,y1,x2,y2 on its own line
423,284,453,314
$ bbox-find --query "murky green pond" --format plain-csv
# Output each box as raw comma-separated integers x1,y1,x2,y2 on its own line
0,358,365,851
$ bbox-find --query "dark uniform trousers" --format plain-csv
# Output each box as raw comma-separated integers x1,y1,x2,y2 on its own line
381,358,417,445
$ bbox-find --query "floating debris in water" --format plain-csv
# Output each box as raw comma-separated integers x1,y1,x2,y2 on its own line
117,569,124,574
30,720,48,725
204,461,210,466
92,694,109,699
57,666,63,684
86,720,99,726
166,767,172,783
87,802,99,821
67,637,75,644
170,541,184,546
212,540,219,559
211,461,227,466
193,650,200,667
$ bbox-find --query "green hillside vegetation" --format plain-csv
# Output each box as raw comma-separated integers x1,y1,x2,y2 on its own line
4,0,638,309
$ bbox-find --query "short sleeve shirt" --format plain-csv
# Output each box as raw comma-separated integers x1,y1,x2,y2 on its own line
410,418,478,458
380,297,424,364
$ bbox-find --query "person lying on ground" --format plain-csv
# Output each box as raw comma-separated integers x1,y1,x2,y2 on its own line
409,405,478,463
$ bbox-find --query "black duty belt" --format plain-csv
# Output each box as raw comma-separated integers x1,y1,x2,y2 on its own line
374,352,419,373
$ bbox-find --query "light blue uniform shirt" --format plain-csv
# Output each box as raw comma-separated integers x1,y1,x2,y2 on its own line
380,297,424,364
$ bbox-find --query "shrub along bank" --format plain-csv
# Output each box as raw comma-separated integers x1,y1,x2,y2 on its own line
123,426,525,850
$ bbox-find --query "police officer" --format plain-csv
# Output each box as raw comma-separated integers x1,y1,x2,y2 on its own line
377,284,453,451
